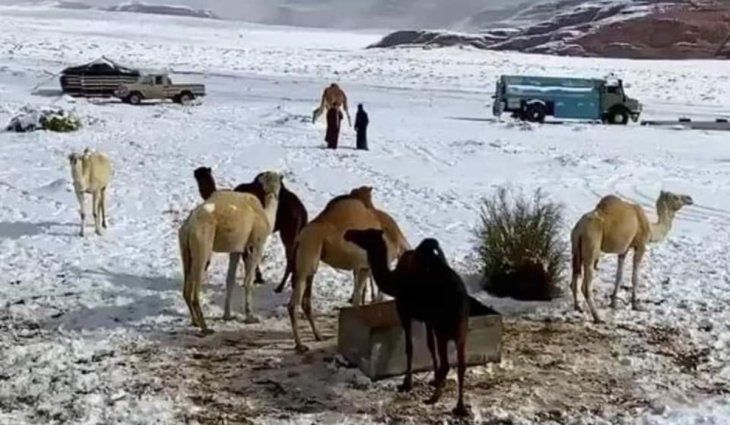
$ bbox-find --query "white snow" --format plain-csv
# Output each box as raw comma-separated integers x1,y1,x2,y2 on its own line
0,4,729,424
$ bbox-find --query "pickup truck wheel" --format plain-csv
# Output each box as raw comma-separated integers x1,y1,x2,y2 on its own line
127,93,142,105
178,92,193,104
525,103,546,123
608,107,629,125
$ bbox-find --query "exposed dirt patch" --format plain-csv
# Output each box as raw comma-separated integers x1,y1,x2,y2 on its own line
116,314,727,424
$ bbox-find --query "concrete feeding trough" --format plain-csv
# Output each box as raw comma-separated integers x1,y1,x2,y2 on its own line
337,298,502,380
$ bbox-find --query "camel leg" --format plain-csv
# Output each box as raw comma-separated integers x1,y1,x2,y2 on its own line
182,263,197,328
254,266,264,285
274,230,296,292
351,269,369,306
302,275,322,341
100,187,108,229
93,190,104,235
75,190,86,236
581,262,603,323
397,314,413,393
288,273,309,353
190,255,210,333
223,252,241,321
570,269,582,313
243,245,264,323
342,99,352,127
610,253,627,309
425,331,450,405
453,320,469,417
426,324,439,386
631,247,646,311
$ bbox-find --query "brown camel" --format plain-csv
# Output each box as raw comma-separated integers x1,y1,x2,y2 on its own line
570,191,693,322
312,83,351,126
179,171,282,333
287,187,408,352
273,186,411,305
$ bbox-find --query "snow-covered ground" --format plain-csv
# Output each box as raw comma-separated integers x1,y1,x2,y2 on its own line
1,5,729,424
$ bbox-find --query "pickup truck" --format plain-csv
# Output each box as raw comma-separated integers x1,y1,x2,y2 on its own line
492,75,642,124
114,73,206,105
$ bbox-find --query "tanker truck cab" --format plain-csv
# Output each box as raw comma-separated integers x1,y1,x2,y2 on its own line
601,78,642,124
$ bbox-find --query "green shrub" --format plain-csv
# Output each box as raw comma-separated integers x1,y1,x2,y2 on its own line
5,107,82,133
40,113,81,132
475,187,566,301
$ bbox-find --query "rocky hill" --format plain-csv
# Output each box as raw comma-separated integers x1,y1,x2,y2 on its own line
370,0,730,59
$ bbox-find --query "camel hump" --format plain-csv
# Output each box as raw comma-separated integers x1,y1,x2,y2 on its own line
595,195,623,210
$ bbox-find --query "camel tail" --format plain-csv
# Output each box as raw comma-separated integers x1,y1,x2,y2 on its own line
179,221,192,285
275,239,299,293
571,232,582,278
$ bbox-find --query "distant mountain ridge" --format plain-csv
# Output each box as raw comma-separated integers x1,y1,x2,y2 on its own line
54,1,219,19
370,0,730,59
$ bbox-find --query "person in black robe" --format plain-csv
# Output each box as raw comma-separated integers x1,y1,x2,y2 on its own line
354,103,369,150
325,107,343,149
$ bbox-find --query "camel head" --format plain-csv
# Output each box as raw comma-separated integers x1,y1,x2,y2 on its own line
344,228,385,251
68,150,88,181
657,191,693,213
193,166,212,181
349,186,374,208
256,171,282,199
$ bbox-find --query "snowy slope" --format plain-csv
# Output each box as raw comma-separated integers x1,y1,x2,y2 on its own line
1,5,729,424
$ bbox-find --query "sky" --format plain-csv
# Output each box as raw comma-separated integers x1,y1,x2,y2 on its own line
0,0,542,29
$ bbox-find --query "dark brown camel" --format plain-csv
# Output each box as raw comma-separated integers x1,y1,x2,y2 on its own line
344,229,471,417
193,167,308,287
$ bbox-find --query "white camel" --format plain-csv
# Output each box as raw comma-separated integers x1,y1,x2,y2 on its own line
178,171,281,333
68,148,112,236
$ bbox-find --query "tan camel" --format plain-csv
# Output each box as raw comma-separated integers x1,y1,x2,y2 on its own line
179,171,282,333
347,186,411,304
570,191,693,322
287,187,409,352
312,83,351,126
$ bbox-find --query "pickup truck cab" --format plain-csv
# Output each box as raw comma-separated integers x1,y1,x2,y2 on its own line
114,73,206,105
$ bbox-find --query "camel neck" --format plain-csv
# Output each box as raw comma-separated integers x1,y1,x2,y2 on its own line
262,195,279,230
650,203,675,243
364,243,400,298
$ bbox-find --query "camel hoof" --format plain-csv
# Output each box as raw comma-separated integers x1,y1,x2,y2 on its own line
222,314,234,321
273,285,284,294
428,378,444,387
295,344,310,354
593,317,605,324
397,382,413,393
573,304,583,313
244,315,261,324
198,328,215,336
452,404,470,417
424,394,441,405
